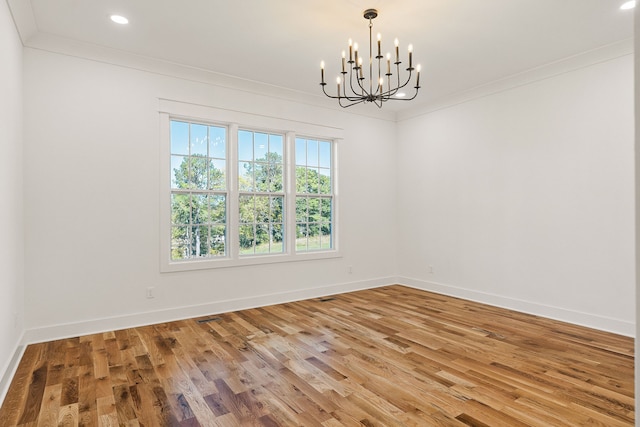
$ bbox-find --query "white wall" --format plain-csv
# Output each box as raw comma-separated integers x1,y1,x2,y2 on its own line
0,0,24,398
22,48,398,340
397,55,635,335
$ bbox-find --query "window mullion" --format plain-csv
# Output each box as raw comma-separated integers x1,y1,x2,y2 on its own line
228,123,240,259
285,132,296,255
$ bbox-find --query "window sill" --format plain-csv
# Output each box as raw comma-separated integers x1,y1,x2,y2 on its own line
160,250,342,273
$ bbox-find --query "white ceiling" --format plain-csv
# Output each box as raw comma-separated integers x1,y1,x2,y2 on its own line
9,0,635,112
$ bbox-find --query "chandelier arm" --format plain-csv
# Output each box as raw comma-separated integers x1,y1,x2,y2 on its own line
322,83,360,101
338,97,369,108
348,66,364,98
353,72,370,98
341,75,367,101
393,85,421,101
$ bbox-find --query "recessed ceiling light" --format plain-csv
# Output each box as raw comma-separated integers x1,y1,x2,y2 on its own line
395,92,406,98
110,15,129,25
620,0,636,10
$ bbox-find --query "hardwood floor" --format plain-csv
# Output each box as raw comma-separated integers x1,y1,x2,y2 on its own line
0,285,634,426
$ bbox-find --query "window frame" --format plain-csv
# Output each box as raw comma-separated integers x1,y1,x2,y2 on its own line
159,100,342,272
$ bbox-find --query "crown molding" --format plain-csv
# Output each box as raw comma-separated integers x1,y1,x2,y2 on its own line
398,38,634,122
21,31,397,122
6,0,37,44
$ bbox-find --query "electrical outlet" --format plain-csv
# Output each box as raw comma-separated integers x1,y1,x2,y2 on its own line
428,265,434,274
146,287,155,299
348,265,353,274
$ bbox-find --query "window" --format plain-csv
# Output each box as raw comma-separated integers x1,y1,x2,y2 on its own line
160,103,341,272
238,130,285,255
170,121,227,261
295,138,334,251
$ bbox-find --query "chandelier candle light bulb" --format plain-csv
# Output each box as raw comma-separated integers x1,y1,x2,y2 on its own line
349,39,353,62
408,44,413,69
394,38,399,63
354,43,359,71
319,8,422,108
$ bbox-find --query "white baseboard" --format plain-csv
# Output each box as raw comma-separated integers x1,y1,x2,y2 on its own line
22,277,395,345
399,276,635,337
0,336,26,409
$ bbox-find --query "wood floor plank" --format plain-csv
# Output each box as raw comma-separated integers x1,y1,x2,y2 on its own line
0,285,634,426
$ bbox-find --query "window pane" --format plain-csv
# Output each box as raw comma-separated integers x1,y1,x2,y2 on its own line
255,224,270,253
210,225,226,256
239,195,254,223
295,139,306,166
307,140,319,166
255,195,270,223
319,141,331,168
271,223,284,249
171,156,187,189
270,135,283,158
190,124,208,156
189,156,208,189
268,163,283,192
191,194,208,225
238,130,253,161
319,168,331,194
311,197,322,224
254,133,268,160
296,167,306,193
171,193,190,225
271,196,284,222
296,224,308,251
239,224,255,254
320,198,332,222
296,197,307,222
321,224,332,249
308,223,321,250
209,159,226,190
209,195,226,223
254,163,268,192
191,225,209,257
307,168,319,193
170,121,189,155
239,162,254,191
171,226,190,260
209,126,226,158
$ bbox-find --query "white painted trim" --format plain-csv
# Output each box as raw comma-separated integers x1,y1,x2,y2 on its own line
18,32,396,122
398,38,634,122
159,99,345,140
159,101,344,272
6,0,37,45
399,276,635,337
0,334,26,409
21,277,395,345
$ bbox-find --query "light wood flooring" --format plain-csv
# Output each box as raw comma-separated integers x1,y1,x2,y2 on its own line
0,285,634,426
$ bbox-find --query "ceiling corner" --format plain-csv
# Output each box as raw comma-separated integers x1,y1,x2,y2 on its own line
7,0,37,45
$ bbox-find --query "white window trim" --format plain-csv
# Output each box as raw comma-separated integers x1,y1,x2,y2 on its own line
159,99,342,272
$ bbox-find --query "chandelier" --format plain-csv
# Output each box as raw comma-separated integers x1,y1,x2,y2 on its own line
320,8,421,108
